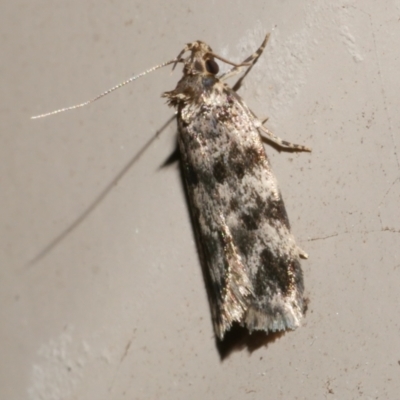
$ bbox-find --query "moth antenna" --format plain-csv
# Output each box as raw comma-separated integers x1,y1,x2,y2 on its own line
172,44,190,71
32,59,179,119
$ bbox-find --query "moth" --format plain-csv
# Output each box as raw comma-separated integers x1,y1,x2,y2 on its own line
33,33,310,341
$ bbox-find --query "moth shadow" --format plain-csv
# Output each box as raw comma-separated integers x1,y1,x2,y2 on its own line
29,115,176,266
159,142,180,168
216,326,285,360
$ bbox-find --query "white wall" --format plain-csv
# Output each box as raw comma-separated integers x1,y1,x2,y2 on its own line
1,1,400,398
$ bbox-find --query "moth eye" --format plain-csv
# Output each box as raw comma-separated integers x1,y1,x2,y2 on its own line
205,59,219,75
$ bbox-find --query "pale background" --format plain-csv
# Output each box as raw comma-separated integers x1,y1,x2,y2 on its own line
2,1,400,399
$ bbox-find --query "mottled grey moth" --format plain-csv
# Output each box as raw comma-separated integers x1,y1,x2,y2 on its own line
33,33,310,341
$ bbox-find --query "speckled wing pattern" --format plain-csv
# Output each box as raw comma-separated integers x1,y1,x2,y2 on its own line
163,35,308,340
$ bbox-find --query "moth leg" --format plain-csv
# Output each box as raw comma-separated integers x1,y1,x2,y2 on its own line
257,122,312,152
220,33,270,90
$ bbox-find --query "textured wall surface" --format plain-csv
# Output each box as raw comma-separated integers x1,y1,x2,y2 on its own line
1,1,400,399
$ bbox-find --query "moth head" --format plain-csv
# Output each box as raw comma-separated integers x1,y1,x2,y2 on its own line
177,41,220,77
175,40,251,79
